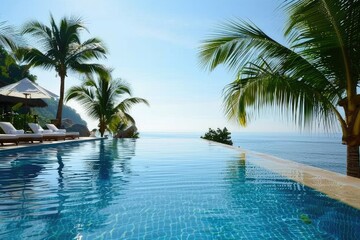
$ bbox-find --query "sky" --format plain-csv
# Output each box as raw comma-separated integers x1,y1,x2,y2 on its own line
1,0,296,133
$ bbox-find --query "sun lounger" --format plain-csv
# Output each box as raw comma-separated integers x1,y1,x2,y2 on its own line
46,124,80,139
0,134,19,146
0,122,43,143
28,123,66,141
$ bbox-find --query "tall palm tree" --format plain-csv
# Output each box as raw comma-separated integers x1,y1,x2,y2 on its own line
21,14,107,127
65,72,149,137
199,0,360,177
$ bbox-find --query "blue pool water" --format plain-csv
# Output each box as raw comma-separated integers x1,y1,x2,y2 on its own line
231,132,347,175
145,132,347,174
0,137,359,239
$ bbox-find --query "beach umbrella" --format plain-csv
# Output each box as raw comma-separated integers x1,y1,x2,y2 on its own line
0,94,48,107
0,78,58,127
0,78,58,99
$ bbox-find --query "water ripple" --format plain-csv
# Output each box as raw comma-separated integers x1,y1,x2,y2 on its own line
0,139,359,239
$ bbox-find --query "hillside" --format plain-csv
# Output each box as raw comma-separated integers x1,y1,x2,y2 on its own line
34,99,87,126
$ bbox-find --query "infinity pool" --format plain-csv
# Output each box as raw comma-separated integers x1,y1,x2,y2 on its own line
0,138,359,239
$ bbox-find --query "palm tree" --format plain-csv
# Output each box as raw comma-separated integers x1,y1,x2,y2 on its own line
199,0,360,177
21,14,107,127
65,72,149,137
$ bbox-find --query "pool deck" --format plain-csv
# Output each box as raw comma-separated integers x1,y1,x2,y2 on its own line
208,140,360,210
0,137,104,152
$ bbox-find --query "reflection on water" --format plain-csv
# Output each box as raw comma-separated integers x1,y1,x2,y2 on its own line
0,138,359,239
227,152,246,183
0,139,136,239
224,152,360,239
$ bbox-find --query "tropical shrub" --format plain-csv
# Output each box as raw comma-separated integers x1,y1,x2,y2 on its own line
201,127,233,145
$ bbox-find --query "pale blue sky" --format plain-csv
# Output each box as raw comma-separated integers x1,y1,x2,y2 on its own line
2,0,295,132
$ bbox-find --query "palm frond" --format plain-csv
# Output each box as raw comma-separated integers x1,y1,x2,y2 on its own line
199,19,337,93
111,78,132,96
284,0,360,98
22,48,56,70
68,41,107,62
199,14,352,131
223,59,340,131
0,21,19,50
69,62,108,76
115,97,149,113
65,85,100,119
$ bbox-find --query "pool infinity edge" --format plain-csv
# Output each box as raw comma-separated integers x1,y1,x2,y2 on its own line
204,139,360,210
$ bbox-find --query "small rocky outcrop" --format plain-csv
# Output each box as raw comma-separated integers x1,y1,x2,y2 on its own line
66,124,90,137
114,125,138,138
61,119,90,137
61,118,74,128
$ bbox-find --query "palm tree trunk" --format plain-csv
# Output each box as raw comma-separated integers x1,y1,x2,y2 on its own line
347,145,360,178
56,74,65,128
99,120,105,137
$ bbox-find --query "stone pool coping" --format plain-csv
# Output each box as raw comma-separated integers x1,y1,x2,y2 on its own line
205,140,360,210
0,137,104,152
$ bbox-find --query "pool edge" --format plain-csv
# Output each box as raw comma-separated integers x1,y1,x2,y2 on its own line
203,139,360,210
0,137,105,153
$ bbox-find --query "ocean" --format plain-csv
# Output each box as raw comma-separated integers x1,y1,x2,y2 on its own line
141,132,347,175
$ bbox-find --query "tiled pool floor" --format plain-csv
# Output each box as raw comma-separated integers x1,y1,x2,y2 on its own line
0,138,359,239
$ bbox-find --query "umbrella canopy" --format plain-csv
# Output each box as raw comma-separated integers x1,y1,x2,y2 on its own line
0,94,48,107
0,78,58,99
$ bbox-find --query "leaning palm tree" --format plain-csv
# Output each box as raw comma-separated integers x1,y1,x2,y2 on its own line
65,72,149,137
199,0,360,177
21,14,107,127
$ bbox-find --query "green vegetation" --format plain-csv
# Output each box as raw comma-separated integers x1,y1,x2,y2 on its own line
199,0,360,178
201,127,233,145
0,46,36,86
33,99,87,126
65,72,149,137
21,15,107,127
1,15,146,135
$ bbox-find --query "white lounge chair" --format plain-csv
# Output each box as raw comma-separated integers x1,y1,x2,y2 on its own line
0,134,19,146
46,124,80,139
0,122,43,143
28,123,66,141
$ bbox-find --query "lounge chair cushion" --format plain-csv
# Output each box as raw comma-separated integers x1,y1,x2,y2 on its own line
46,124,67,133
0,122,23,134
10,129,25,134
0,122,43,143
28,123,53,134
